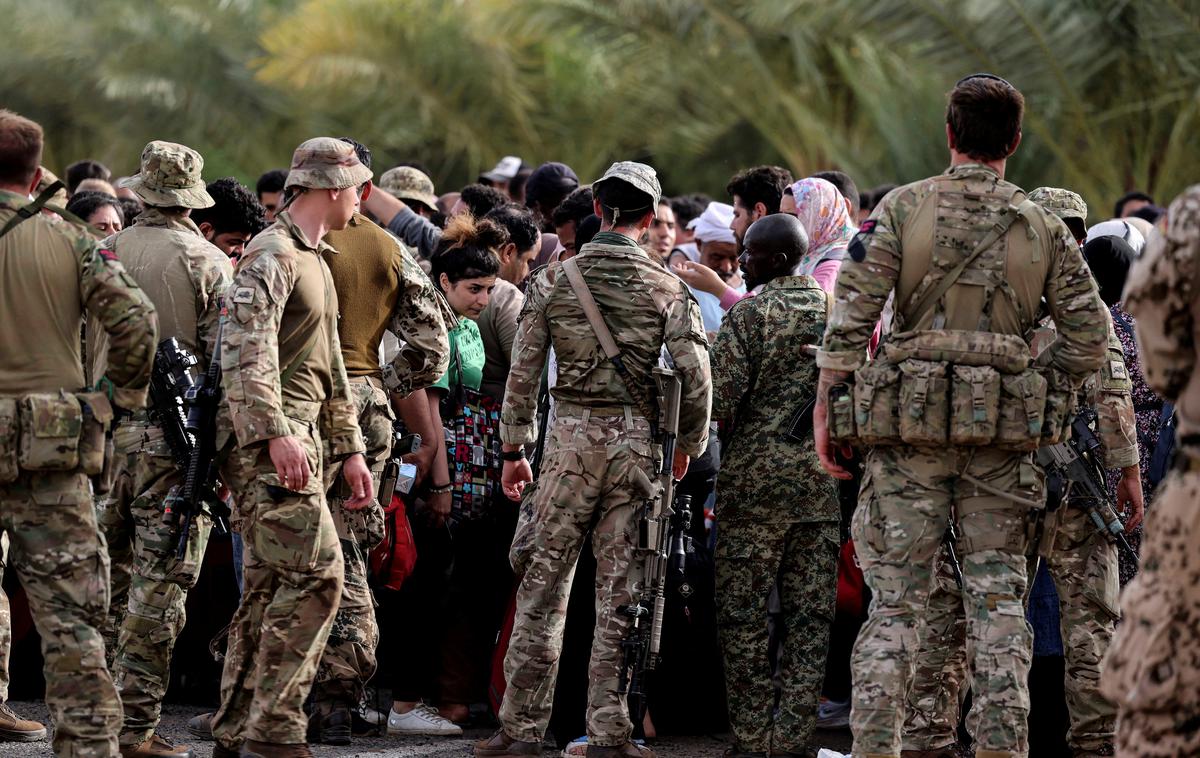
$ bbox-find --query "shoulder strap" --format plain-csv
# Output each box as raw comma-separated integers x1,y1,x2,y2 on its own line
0,180,66,242
560,257,658,424
900,197,1036,331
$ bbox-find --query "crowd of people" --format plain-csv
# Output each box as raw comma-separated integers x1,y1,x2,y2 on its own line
0,69,1196,758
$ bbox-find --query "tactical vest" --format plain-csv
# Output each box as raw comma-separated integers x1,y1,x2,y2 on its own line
828,185,1077,449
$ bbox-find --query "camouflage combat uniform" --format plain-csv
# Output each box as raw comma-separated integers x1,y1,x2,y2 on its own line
817,163,1108,758
0,182,158,757
210,138,371,750
310,212,450,720
89,141,233,751
1101,185,1200,757
711,274,839,755
902,188,1134,757
496,163,712,749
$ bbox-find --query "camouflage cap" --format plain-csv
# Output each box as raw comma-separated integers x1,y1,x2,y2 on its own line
378,166,438,210
1028,187,1087,221
285,137,373,191
119,141,214,209
592,161,662,209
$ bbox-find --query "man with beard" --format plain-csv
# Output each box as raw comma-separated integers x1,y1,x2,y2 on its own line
727,166,793,254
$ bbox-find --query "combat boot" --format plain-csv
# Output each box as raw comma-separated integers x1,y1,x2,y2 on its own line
307,706,352,746
120,733,194,758
588,742,657,758
239,740,315,758
901,748,959,758
212,744,240,758
0,702,47,742
474,729,542,758
185,711,214,740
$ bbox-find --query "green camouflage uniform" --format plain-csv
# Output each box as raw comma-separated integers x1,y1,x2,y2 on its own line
312,213,451,715
1101,185,1200,757
90,141,232,749
903,188,1133,757
710,275,840,754
0,184,158,757
211,138,370,750
818,163,1109,758
497,165,712,748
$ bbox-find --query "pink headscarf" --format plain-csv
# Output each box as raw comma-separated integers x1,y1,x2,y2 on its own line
788,177,856,276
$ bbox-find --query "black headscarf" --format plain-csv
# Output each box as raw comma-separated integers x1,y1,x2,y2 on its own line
1082,235,1136,307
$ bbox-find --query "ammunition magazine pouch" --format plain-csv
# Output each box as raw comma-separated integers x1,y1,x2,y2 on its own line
827,330,1076,450
0,391,116,484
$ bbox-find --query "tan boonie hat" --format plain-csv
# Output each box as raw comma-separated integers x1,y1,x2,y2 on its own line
592,161,662,210
1028,187,1087,222
285,137,373,191
119,141,213,209
379,166,438,210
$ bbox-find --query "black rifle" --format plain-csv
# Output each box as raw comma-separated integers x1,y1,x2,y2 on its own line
1035,406,1137,564
150,336,230,558
618,368,688,723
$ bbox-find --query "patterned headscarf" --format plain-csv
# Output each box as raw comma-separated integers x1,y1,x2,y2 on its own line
788,177,855,275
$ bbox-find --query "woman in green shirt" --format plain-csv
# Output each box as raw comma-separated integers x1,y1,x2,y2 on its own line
387,214,504,736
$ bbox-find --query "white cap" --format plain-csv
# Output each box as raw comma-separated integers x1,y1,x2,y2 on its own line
1086,219,1146,256
481,156,522,182
688,201,736,245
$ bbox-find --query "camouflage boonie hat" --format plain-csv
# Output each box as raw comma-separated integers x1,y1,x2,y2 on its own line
1028,187,1087,221
285,137,373,191
378,166,438,210
119,141,214,209
593,161,662,210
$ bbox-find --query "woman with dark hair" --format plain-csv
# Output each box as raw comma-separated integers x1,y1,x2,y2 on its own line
1082,234,1164,582
386,215,504,737
65,190,124,237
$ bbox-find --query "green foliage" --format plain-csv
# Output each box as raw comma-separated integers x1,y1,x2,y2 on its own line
2,0,1198,219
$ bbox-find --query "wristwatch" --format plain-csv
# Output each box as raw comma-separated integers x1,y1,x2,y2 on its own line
500,448,527,462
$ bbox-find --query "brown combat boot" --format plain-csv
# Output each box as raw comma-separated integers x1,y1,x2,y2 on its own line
239,740,315,758
212,744,240,758
120,733,193,758
474,729,542,758
185,711,214,741
0,702,47,742
587,743,657,758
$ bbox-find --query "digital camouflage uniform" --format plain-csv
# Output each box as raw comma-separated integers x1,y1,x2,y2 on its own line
818,163,1108,758
1101,185,1200,757
496,163,711,749
902,188,1134,757
0,183,158,757
311,212,450,719
89,141,232,751
711,275,840,755
210,138,370,750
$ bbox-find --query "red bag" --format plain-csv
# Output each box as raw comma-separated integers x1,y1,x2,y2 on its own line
836,539,867,619
369,493,418,591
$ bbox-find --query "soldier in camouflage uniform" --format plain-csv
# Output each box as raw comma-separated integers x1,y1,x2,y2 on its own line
814,77,1108,758
900,187,1142,758
475,162,712,758
210,138,376,758
1101,185,1200,757
0,109,158,757
88,140,232,758
306,138,452,745
710,214,840,757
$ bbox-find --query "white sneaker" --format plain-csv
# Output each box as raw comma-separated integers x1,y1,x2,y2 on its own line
816,698,851,729
387,704,464,736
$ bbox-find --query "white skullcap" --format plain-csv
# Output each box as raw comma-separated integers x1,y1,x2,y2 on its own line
687,201,736,245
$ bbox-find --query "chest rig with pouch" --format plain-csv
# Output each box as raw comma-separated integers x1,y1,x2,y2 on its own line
828,184,1077,450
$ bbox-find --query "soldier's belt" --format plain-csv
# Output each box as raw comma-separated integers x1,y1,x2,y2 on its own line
0,390,113,483
555,401,641,419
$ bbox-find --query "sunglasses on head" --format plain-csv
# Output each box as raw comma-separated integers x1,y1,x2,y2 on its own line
955,72,1014,88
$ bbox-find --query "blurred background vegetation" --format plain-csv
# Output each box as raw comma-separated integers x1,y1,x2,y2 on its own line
3,0,1198,218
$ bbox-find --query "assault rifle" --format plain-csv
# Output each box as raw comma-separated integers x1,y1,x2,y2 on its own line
618,367,693,722
1035,406,1137,564
149,336,230,558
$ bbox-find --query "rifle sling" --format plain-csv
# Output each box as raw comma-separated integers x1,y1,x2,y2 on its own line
560,257,658,425
897,197,1037,332
0,180,66,241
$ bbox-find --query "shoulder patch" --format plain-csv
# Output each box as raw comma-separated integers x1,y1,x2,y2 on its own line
848,219,877,263
232,286,256,304
1110,360,1127,380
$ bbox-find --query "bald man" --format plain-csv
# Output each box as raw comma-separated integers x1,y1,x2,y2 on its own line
709,214,841,757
